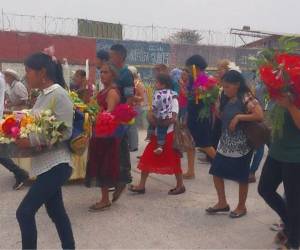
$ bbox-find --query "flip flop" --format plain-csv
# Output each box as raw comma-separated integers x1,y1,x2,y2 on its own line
168,186,186,195
128,185,146,194
88,202,112,212
206,206,230,214
229,210,247,218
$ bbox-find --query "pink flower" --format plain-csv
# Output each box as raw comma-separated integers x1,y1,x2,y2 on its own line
10,127,20,139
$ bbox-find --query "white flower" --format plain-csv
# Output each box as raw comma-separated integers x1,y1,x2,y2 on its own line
228,62,242,73
43,110,52,116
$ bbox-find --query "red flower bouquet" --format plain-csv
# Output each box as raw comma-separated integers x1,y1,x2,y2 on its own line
255,37,300,137
111,104,137,124
95,112,118,137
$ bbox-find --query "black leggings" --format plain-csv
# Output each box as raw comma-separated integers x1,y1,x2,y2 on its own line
16,163,75,250
258,156,300,248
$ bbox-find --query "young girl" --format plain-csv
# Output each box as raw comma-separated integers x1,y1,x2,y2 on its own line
148,74,177,155
207,70,263,218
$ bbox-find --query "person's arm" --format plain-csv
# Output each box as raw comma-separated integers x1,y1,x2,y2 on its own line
170,97,179,124
106,89,120,112
134,82,145,104
276,95,300,130
229,98,264,132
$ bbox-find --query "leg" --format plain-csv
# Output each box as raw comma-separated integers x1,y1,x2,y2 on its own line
156,125,168,146
137,171,149,189
129,171,149,192
250,145,265,174
183,147,196,179
212,176,229,208
168,174,186,195
16,164,73,249
45,188,75,250
282,163,300,249
0,157,28,188
175,174,184,189
127,122,139,152
119,134,132,184
258,157,287,225
154,125,168,154
232,182,248,213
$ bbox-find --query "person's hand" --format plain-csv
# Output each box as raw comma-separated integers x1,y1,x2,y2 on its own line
15,138,31,148
276,94,293,109
229,115,240,133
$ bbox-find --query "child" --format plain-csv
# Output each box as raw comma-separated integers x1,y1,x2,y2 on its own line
147,74,177,155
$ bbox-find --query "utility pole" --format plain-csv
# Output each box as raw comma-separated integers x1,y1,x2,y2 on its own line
1,9,4,31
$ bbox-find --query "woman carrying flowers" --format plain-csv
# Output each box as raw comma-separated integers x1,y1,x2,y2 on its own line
184,55,217,179
85,63,122,212
15,52,75,249
257,41,300,249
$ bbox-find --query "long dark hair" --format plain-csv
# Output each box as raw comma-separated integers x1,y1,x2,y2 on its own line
25,52,66,88
219,70,252,112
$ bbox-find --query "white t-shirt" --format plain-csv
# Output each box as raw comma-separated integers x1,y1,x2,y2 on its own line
155,97,179,134
0,73,5,119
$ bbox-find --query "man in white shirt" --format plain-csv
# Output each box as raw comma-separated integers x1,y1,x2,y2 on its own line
4,69,28,111
0,70,28,190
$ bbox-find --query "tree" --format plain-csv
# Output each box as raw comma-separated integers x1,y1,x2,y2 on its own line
164,29,203,45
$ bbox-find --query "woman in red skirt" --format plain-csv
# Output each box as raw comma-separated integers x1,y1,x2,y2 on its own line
129,75,185,195
86,63,121,211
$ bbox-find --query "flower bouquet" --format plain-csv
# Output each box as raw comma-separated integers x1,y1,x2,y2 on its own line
255,36,300,138
95,104,137,138
0,110,68,157
69,91,99,121
192,69,219,120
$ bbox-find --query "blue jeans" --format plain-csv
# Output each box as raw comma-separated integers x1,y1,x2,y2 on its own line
16,163,75,250
147,125,168,146
250,145,265,174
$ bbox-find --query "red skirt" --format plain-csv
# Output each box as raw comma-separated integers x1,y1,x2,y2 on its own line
86,137,120,187
138,132,182,175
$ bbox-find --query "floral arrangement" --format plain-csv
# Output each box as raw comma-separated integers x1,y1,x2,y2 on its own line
69,91,99,120
192,68,219,120
95,104,137,137
254,36,300,137
0,110,67,146
112,104,137,124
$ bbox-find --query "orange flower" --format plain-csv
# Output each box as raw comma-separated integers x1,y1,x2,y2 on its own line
20,115,34,128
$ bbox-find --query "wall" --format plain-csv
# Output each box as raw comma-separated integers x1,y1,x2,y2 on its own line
0,31,97,82
0,31,260,83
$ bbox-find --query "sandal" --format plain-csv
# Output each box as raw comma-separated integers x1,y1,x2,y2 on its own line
168,186,186,195
229,210,247,218
128,185,146,194
206,206,230,214
88,202,112,212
